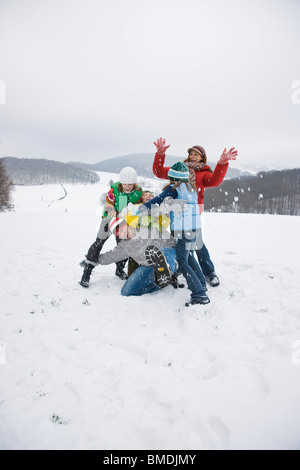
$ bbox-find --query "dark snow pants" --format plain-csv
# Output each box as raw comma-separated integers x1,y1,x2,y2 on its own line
86,218,127,272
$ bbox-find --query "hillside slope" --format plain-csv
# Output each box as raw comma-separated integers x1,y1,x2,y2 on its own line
1,157,99,185
204,168,300,216
69,153,250,180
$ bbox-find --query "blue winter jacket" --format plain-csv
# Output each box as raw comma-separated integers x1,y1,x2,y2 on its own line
141,183,201,232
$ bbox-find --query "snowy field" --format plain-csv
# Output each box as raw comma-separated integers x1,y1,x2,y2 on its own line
1,172,300,450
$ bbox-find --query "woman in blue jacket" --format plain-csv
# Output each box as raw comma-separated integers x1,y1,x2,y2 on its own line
137,162,209,307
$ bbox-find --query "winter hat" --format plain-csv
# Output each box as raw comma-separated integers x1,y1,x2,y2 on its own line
109,216,126,235
168,162,190,182
119,167,137,185
187,145,207,163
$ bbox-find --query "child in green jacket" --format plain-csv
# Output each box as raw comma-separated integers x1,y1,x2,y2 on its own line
80,167,143,287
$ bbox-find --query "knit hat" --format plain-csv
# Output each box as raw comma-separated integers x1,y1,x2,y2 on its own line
168,162,190,182
109,216,126,235
119,167,137,184
187,145,207,163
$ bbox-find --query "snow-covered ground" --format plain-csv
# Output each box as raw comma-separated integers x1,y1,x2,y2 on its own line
1,173,300,450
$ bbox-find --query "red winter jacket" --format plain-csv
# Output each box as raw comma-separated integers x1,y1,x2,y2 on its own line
153,152,229,207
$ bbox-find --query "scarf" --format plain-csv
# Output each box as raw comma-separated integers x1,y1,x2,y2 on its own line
186,161,206,183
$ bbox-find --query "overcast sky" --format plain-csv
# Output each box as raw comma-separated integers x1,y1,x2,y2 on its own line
0,0,299,167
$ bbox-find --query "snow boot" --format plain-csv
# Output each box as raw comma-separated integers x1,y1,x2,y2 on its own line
86,237,106,263
185,296,210,307
145,245,172,288
206,273,220,287
79,263,94,288
79,237,107,269
171,272,185,289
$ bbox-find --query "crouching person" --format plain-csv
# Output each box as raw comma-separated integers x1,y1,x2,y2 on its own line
97,217,178,296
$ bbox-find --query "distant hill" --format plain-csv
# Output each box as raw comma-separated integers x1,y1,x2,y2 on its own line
204,168,300,216
69,153,251,180
1,157,100,185
2,156,299,215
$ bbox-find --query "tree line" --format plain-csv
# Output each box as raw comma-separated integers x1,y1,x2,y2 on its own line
1,157,299,215
1,157,100,186
204,168,300,216
0,159,13,211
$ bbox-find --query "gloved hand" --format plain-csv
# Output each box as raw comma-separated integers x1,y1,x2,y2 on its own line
154,137,170,156
218,147,238,165
137,204,148,215
163,197,189,213
119,204,131,218
130,204,147,216
147,206,161,217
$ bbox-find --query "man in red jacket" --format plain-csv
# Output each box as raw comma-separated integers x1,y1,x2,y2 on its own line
152,138,238,286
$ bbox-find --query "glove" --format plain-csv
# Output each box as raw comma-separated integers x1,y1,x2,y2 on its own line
137,204,148,215
119,205,131,218
148,205,164,217
218,147,238,165
129,204,147,216
120,202,139,218
154,137,170,157
163,197,189,213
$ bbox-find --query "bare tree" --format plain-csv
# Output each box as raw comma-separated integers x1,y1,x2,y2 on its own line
0,159,14,211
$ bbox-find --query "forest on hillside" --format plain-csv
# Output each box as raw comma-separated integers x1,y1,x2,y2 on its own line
204,168,300,216
1,157,100,185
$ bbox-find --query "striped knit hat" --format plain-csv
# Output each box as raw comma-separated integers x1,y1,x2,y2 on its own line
109,216,126,235
187,145,207,163
168,162,190,182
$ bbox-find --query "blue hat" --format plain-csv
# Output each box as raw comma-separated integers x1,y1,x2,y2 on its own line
168,162,190,182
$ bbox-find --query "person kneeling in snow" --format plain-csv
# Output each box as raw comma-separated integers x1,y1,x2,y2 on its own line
134,161,209,307
97,215,179,297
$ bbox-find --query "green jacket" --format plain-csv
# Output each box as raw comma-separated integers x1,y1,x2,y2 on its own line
103,182,143,219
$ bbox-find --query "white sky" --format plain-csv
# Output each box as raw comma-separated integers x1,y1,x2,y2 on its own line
0,0,299,167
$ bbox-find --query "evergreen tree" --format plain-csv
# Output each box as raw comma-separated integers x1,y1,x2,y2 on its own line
0,159,13,211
